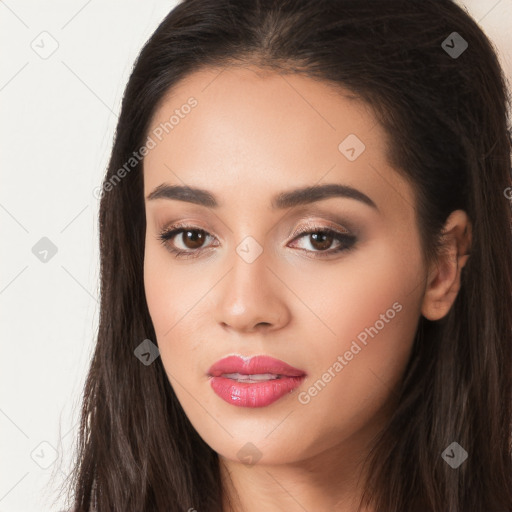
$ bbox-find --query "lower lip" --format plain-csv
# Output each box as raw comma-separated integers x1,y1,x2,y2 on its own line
209,375,305,408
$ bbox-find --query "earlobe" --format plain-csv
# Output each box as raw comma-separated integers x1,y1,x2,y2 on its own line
421,210,472,321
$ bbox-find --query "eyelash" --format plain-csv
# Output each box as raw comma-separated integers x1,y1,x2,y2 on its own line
157,222,357,260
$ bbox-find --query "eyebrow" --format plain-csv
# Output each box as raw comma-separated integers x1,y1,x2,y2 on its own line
146,183,378,210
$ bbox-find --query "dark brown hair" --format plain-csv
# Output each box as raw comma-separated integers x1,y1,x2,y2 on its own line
63,0,512,510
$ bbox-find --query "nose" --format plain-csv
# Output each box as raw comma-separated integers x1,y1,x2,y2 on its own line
213,250,291,334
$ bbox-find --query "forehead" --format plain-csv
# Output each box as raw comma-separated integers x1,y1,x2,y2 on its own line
143,65,414,218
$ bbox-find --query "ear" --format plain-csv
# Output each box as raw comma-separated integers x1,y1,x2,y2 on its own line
421,210,472,321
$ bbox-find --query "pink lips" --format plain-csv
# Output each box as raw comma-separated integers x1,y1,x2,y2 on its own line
207,355,306,408
208,355,306,377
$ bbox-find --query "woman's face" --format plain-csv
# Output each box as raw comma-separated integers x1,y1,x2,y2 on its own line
143,65,427,466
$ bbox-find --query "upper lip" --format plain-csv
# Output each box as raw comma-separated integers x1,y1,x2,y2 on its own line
208,355,306,377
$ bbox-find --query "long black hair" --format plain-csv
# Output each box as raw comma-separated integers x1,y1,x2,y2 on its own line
64,1,512,510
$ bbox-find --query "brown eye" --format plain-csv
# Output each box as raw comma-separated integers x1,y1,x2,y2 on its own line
179,229,207,250
288,227,357,256
158,226,216,257
308,232,335,251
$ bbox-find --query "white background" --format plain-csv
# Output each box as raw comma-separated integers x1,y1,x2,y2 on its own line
1,1,511,510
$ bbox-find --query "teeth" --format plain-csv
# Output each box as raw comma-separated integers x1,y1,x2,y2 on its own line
222,373,281,382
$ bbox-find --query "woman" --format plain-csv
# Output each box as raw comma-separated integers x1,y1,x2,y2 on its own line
65,0,512,510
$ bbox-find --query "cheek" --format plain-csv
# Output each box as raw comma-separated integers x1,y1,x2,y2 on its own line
143,241,212,365
291,241,423,439
286,232,422,348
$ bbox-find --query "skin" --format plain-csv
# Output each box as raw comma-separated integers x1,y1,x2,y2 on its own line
142,65,472,512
